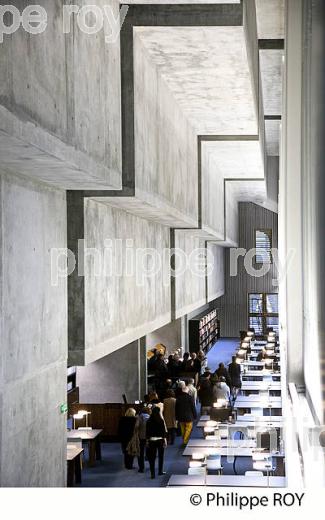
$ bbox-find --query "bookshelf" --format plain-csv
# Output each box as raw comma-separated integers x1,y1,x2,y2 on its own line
189,308,220,353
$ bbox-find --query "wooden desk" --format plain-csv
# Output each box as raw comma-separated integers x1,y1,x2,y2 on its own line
67,429,103,467
67,447,83,486
167,475,286,487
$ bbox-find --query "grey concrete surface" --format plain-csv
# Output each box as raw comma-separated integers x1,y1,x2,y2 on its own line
174,230,208,319
77,340,146,403
81,200,171,365
207,244,225,303
146,319,182,352
255,0,285,39
0,0,122,190
0,172,67,486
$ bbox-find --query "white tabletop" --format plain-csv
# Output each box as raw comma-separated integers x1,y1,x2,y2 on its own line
242,371,281,378
235,395,282,402
241,382,281,390
242,361,266,367
234,398,282,409
67,429,103,440
206,475,286,487
168,475,206,486
187,439,257,448
183,446,285,457
236,415,283,423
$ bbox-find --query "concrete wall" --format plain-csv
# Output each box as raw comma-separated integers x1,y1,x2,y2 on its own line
77,340,146,404
218,202,278,337
266,156,279,207
146,319,182,353
80,200,171,365
0,0,122,189
225,182,239,246
174,230,207,319
279,0,304,387
301,0,325,423
207,244,225,302
134,33,198,227
0,172,67,487
201,150,225,240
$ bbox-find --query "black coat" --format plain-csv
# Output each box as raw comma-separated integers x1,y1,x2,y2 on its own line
146,418,168,439
198,378,213,407
167,359,181,378
175,393,197,422
118,416,137,450
228,362,242,388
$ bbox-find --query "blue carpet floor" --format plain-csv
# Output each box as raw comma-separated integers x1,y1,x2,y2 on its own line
78,338,247,488
206,337,238,372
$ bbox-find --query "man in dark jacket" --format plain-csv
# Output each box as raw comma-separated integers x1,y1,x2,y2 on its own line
175,388,197,445
198,374,213,413
214,362,232,388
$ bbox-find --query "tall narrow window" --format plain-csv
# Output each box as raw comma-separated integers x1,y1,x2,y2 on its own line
248,293,279,337
255,229,272,263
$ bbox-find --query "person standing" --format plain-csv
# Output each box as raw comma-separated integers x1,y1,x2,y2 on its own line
118,408,138,470
175,387,197,446
197,350,208,374
137,407,151,473
197,373,213,414
163,389,177,444
146,407,168,479
228,356,242,400
215,362,232,388
214,377,231,404
186,378,198,404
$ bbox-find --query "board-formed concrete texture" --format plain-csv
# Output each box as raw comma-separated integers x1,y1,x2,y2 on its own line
122,1,240,3
260,50,283,116
134,35,199,227
77,341,146,404
0,0,122,190
134,26,258,135
207,244,225,302
201,139,267,242
174,230,209,319
94,34,199,229
81,200,172,365
255,0,285,39
146,319,182,352
0,172,67,487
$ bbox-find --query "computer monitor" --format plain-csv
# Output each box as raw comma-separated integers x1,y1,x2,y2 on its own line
210,407,232,422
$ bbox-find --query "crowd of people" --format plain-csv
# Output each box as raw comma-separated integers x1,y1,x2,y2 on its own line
117,350,242,478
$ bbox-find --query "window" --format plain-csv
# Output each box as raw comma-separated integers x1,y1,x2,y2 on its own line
255,229,272,263
248,293,279,337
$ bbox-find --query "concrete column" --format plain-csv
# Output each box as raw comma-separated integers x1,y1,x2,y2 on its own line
0,172,67,487
301,0,325,423
138,337,148,400
279,0,304,386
